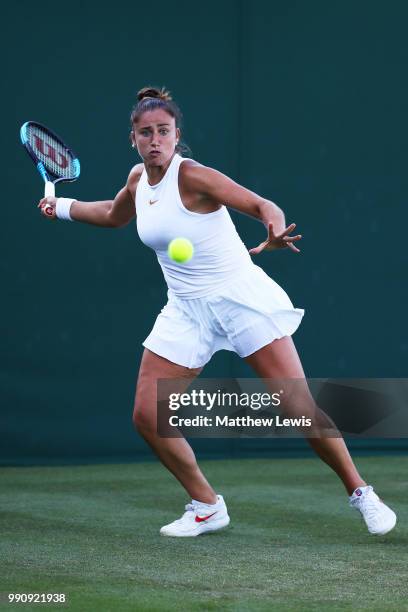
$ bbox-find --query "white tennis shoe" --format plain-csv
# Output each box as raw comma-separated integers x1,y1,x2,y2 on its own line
349,485,397,535
160,494,230,537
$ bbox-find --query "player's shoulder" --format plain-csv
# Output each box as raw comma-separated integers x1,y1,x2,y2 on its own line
125,163,144,199
179,158,218,190
179,157,204,175
127,163,144,183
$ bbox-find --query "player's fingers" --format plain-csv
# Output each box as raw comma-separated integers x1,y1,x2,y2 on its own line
248,244,263,255
288,242,301,253
38,197,55,209
276,223,296,239
284,223,297,235
283,234,302,242
40,202,56,219
267,222,276,239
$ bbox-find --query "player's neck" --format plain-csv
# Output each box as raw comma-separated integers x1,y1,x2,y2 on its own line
145,153,176,186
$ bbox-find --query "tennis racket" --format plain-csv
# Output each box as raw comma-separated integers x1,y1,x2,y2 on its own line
20,121,80,216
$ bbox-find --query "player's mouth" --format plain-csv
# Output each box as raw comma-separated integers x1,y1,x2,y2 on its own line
149,150,161,157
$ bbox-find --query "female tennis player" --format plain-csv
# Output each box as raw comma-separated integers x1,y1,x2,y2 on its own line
38,86,396,537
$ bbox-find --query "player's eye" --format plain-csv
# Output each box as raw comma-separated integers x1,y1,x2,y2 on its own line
159,129,169,135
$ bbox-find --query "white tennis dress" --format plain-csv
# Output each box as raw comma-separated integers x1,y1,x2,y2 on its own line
135,153,304,368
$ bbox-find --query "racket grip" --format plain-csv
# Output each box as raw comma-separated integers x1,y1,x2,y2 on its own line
44,181,55,198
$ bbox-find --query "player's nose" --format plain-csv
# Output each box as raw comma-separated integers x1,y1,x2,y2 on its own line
151,131,161,145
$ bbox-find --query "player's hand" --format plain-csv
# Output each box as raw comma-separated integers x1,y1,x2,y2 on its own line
249,222,302,255
38,196,57,220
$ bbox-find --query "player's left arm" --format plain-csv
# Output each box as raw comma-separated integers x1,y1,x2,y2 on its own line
182,164,302,254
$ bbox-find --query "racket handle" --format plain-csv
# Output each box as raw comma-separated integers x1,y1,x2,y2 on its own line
44,181,55,198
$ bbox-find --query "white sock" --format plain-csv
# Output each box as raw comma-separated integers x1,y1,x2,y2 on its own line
193,495,220,507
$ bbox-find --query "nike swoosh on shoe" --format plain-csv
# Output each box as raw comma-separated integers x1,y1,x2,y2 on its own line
195,511,218,523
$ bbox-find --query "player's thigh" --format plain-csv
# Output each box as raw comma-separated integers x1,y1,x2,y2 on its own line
244,336,305,379
244,336,314,414
245,337,337,431
133,348,202,429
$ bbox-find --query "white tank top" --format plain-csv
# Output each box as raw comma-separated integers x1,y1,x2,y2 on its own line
135,153,252,299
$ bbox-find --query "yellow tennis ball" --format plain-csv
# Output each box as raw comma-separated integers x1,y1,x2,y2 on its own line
168,237,194,263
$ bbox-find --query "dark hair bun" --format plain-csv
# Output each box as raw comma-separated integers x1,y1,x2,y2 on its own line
137,86,172,102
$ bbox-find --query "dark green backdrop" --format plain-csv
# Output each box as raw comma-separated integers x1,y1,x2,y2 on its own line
2,1,407,463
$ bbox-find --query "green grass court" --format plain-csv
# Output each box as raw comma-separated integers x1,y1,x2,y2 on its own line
1,455,407,611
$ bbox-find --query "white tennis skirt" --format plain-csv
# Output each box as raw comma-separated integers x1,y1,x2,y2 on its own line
143,264,304,369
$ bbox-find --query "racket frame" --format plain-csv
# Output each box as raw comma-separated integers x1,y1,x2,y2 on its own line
20,121,80,197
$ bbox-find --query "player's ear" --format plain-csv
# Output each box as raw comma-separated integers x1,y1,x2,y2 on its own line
129,130,136,148
175,127,181,143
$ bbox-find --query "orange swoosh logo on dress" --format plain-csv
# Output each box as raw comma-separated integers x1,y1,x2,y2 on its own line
195,511,217,523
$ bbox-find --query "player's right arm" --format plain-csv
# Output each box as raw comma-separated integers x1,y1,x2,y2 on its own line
37,164,143,228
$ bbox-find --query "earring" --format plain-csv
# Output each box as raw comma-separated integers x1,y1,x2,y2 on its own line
131,144,135,148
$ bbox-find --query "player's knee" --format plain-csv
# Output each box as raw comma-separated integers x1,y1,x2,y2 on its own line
132,405,145,431
132,404,155,435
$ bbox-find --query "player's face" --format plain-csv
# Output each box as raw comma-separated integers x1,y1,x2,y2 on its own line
132,109,180,165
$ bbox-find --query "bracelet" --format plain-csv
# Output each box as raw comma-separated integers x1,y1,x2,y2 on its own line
56,198,76,221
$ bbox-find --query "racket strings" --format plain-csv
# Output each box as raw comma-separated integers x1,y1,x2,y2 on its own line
27,125,77,179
